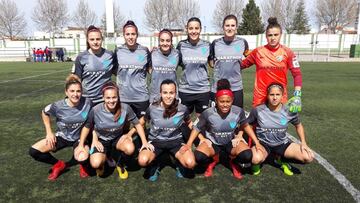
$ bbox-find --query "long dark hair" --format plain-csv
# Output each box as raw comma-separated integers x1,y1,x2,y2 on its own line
86,25,102,50
102,82,122,122
154,79,179,118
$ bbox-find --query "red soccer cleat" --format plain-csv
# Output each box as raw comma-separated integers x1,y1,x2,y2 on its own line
230,160,243,180
204,154,219,177
79,164,90,178
48,160,66,181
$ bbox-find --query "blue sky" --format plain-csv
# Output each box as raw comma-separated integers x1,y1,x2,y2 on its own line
18,0,316,36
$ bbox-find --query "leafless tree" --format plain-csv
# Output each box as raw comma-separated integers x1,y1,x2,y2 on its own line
315,0,358,33
261,0,298,33
212,0,245,32
175,0,200,28
72,0,97,32
101,1,126,34
144,0,200,31
31,0,68,36
0,0,27,39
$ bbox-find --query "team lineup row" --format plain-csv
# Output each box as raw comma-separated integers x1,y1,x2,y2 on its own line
29,15,314,181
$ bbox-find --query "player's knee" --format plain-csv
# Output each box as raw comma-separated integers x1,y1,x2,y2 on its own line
234,149,253,164
184,157,196,169
138,155,150,167
194,150,212,165
90,158,104,169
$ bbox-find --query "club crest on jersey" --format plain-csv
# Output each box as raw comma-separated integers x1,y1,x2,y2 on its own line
102,59,111,69
137,54,145,62
118,116,125,125
280,117,287,125
276,55,284,62
81,111,88,119
169,56,177,65
230,121,237,129
234,44,241,53
173,116,181,125
201,47,208,55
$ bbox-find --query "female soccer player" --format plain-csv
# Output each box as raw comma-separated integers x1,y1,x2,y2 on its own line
149,29,180,103
247,83,314,175
241,17,302,113
115,20,151,119
137,79,195,181
177,17,211,117
209,14,249,108
72,25,115,105
76,82,152,179
184,79,264,180
29,75,92,181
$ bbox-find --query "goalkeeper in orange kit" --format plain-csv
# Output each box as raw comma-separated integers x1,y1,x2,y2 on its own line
241,17,302,113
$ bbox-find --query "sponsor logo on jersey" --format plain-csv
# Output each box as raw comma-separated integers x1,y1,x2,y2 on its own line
229,121,237,129
292,56,300,68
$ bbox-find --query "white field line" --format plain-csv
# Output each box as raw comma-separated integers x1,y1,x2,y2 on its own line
0,69,68,84
287,133,360,202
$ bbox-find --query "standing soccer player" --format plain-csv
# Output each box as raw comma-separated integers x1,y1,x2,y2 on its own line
115,20,151,119
29,75,92,181
149,29,180,103
241,17,302,113
210,15,249,108
72,25,115,106
177,17,211,117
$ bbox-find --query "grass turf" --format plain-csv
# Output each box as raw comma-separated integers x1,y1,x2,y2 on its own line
0,61,359,202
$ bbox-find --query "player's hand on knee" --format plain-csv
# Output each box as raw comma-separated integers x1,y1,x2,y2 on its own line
46,132,56,149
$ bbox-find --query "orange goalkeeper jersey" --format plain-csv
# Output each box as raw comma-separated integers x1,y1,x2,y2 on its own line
241,44,302,107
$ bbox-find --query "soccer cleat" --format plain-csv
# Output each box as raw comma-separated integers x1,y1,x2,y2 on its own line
148,167,160,182
116,165,128,180
230,160,243,180
275,158,294,176
48,160,66,181
204,155,219,177
175,167,184,178
79,164,90,178
252,164,261,176
96,166,104,177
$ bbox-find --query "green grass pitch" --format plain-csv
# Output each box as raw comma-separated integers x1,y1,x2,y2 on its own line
0,61,359,202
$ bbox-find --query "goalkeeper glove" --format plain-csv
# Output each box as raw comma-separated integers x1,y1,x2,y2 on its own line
287,90,302,113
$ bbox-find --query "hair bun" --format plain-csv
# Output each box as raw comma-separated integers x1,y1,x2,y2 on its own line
268,17,278,25
217,79,231,91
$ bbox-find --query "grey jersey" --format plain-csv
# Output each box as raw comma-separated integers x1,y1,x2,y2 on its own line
72,48,115,104
247,104,300,147
195,106,247,145
43,97,92,142
210,37,249,92
149,48,180,103
86,103,139,141
176,39,210,93
115,44,151,102
145,102,190,142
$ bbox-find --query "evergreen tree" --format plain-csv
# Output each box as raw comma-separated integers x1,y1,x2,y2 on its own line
238,0,264,35
290,0,311,34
